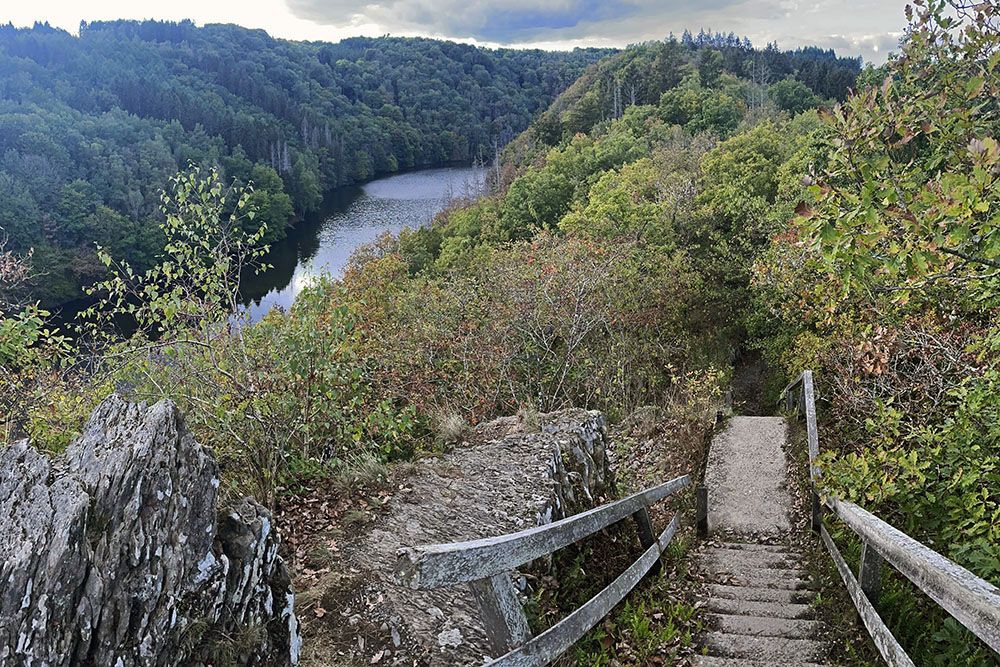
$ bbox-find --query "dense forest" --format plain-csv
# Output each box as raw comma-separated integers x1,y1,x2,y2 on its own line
6,2,998,664
396,33,861,279
0,21,612,304
5,11,865,540
5,0,864,543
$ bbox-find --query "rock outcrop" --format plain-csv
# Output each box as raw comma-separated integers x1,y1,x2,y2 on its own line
0,395,301,666
332,408,614,666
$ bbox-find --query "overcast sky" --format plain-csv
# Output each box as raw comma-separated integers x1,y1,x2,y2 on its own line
5,0,909,64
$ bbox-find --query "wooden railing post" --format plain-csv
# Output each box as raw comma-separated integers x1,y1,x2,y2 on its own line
717,389,732,423
469,573,532,655
811,488,823,534
859,541,883,605
802,371,820,481
696,485,709,538
632,507,661,575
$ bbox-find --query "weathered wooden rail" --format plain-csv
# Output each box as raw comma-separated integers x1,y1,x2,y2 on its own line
395,474,690,665
783,370,1000,665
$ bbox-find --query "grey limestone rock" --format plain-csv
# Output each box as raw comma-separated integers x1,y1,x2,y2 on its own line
0,394,301,666
339,408,614,666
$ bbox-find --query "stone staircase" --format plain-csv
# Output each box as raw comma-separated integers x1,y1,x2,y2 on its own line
692,416,830,666
693,540,827,666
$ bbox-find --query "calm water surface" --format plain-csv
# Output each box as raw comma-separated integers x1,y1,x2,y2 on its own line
239,166,486,322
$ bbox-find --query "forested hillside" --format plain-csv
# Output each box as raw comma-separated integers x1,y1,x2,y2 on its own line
510,30,860,163
396,33,860,316
0,21,610,303
4,23,863,490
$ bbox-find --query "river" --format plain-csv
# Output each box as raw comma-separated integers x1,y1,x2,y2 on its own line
238,165,486,322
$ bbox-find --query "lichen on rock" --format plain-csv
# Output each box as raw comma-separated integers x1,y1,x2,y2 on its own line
0,394,300,666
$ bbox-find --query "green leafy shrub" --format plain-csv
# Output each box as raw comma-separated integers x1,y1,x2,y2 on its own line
77,167,417,504
752,2,1000,662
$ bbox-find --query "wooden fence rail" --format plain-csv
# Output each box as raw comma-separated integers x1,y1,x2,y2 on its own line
395,474,690,663
782,371,1000,662
488,516,679,667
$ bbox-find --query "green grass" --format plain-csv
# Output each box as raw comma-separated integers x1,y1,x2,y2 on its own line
530,523,702,667
569,575,702,665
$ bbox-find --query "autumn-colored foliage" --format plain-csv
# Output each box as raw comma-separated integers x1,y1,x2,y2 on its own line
753,2,999,661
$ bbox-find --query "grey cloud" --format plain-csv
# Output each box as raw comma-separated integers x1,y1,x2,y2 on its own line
799,32,903,64
284,0,778,42
285,0,908,63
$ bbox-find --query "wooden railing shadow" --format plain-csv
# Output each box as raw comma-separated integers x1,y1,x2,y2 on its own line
394,475,690,666
783,370,1000,666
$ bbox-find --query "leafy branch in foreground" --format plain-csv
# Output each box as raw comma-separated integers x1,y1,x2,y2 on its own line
81,165,270,343
801,0,1000,300
73,166,415,506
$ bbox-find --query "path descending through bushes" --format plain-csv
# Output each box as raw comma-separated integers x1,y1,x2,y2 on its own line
693,416,830,666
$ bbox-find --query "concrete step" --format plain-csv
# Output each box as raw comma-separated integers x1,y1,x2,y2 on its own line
702,548,800,571
691,655,825,667
705,543,800,557
704,597,815,620
710,613,822,639
704,561,808,580
703,631,828,662
716,542,797,554
705,570,815,590
707,583,814,605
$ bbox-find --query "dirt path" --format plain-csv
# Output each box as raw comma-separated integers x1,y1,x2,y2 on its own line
730,351,769,416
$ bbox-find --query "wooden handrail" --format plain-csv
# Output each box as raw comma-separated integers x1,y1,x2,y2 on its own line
828,498,1000,652
783,370,1000,658
486,515,679,667
395,474,690,589
819,525,914,667
781,370,819,480
394,474,689,661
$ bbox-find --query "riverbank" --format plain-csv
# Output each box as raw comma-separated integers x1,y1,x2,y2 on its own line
238,165,486,322
47,165,487,331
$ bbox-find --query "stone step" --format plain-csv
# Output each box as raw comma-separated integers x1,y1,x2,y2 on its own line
704,561,808,580
705,570,815,590
716,541,797,554
703,631,828,662
707,583,814,605
702,548,801,571
691,655,826,667
704,544,801,558
710,613,822,639
704,598,815,620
